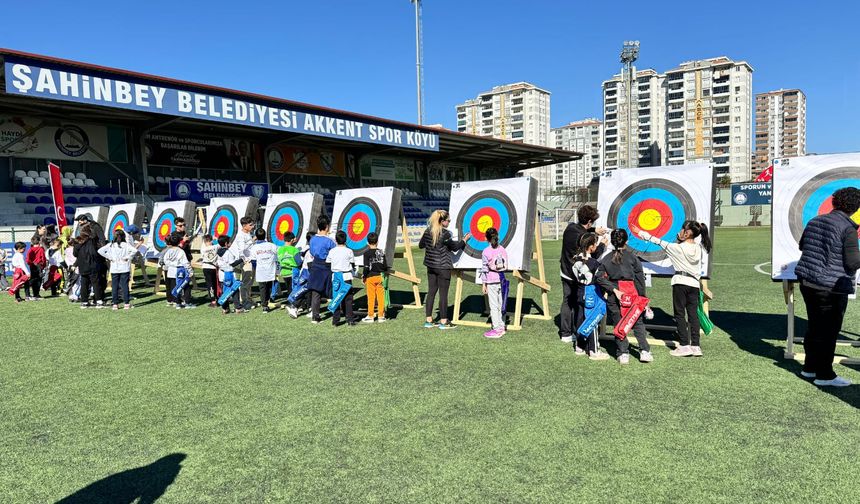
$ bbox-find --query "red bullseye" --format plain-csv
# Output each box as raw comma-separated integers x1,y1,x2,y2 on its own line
158,222,171,239
627,199,672,237
348,211,370,242
469,207,501,241
277,215,294,236
819,197,860,237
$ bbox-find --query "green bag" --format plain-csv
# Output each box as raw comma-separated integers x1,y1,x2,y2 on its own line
383,273,390,309
698,290,714,336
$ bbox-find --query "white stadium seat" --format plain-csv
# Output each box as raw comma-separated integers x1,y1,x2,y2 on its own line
21,176,36,187
156,176,165,184
34,177,49,186
75,172,87,180
72,179,85,187
84,178,97,187
61,178,73,187
38,171,49,179
26,170,39,179
14,170,26,180
147,176,156,184
64,172,76,179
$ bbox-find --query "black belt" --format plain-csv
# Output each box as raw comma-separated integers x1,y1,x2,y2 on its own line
675,271,699,280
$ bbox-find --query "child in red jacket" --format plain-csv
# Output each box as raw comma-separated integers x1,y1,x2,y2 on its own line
25,236,46,300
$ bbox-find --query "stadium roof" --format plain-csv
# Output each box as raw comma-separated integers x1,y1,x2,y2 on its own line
0,49,580,172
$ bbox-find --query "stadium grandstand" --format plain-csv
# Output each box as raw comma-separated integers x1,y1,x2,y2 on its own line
0,49,579,232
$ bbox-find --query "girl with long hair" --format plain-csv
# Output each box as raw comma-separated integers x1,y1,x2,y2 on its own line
480,227,508,338
98,229,139,309
418,209,471,329
636,221,712,357
570,231,609,359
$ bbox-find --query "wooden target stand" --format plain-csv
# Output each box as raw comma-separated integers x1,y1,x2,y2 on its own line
389,213,422,309
144,207,209,297
451,214,551,331
782,280,860,365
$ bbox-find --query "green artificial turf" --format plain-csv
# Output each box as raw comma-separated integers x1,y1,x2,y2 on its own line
1,227,858,502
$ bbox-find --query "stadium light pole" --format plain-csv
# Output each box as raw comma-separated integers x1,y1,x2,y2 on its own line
411,0,425,125
620,40,640,169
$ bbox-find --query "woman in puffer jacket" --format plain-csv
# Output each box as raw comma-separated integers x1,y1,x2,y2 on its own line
418,209,470,330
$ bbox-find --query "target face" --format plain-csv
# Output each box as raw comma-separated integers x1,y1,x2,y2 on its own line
606,179,696,263
107,211,130,241
151,209,178,251
456,190,516,259
337,197,381,255
267,201,303,247
209,205,239,240
788,168,860,242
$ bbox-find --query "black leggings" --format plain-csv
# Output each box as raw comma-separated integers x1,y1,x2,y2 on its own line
80,272,103,305
673,284,701,346
425,267,452,321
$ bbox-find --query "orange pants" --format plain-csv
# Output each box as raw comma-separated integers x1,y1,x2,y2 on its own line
365,275,385,318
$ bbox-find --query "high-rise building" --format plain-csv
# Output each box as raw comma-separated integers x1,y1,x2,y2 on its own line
602,68,665,171
550,119,602,190
602,57,754,183
455,82,552,194
754,89,806,177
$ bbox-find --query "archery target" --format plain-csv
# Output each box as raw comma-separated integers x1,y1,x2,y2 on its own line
262,193,323,248
72,206,108,238
332,187,401,267
105,203,144,243
205,197,260,242
772,154,860,281
449,177,538,270
597,164,715,277
147,201,196,254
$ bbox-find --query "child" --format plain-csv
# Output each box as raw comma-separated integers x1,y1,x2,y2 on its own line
216,235,243,314
637,221,712,357
361,232,389,323
10,242,29,303
200,234,219,307
250,228,279,313
25,236,46,300
308,216,336,323
326,230,356,326
286,231,315,319
277,231,300,298
480,227,508,338
596,229,652,364
571,232,609,359
98,229,138,310
64,237,80,302
0,246,8,292
43,239,63,296
159,231,194,309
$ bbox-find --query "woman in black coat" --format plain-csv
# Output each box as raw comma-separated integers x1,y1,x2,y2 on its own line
72,226,104,308
418,209,471,329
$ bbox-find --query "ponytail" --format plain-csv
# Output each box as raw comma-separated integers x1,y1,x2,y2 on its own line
610,228,628,264
682,220,712,253
112,229,126,245
485,227,500,248
698,223,712,253
577,232,598,256
427,209,449,247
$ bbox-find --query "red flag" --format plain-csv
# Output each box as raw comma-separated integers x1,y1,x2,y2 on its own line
48,162,68,230
755,165,773,182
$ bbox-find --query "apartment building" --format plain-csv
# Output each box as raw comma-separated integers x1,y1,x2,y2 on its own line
602,68,665,171
754,89,806,177
550,119,602,190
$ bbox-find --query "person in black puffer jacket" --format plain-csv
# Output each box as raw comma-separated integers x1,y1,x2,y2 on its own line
418,209,470,329
794,187,860,387
72,225,105,308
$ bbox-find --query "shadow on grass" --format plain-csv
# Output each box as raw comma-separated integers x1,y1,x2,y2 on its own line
712,310,860,410
55,453,186,504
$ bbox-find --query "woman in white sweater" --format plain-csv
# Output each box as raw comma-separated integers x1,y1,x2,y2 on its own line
97,229,139,310
637,221,712,357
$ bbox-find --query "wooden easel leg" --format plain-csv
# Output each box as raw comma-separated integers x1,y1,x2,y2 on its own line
511,276,525,330
400,214,423,309
452,270,464,325
784,280,795,358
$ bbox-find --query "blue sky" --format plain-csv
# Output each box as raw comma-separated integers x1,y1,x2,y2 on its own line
2,0,858,153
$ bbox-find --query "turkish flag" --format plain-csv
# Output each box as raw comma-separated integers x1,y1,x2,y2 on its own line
48,162,68,230
755,165,773,182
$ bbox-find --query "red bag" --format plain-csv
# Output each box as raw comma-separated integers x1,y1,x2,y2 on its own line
42,265,62,290
614,280,649,340
9,269,29,295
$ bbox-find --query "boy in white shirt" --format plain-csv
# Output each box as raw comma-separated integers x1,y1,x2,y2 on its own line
158,232,194,309
249,228,279,313
326,230,357,326
230,217,256,310
200,234,219,307
10,241,30,303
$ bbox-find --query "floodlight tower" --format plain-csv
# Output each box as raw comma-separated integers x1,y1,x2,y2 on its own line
620,40,640,169
411,0,425,125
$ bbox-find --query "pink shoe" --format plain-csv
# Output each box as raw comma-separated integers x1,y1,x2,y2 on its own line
484,328,504,339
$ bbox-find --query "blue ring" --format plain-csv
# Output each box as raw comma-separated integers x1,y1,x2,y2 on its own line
802,179,860,229
152,210,177,251
617,187,686,252
341,202,379,250
108,212,130,241
461,197,511,251
209,207,238,239
269,204,302,247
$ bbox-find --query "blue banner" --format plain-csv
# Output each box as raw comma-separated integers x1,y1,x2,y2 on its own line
731,182,772,206
169,180,269,203
4,57,440,152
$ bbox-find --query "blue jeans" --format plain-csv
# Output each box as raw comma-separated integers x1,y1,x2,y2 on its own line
111,272,130,305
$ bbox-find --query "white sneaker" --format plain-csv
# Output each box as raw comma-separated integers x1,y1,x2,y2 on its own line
813,376,852,387
287,306,299,319
640,350,654,363
574,347,586,356
306,312,313,318
800,371,816,379
670,345,694,357
690,346,703,357
560,336,573,343
377,317,386,323
618,353,630,365
589,351,610,361
361,316,375,324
